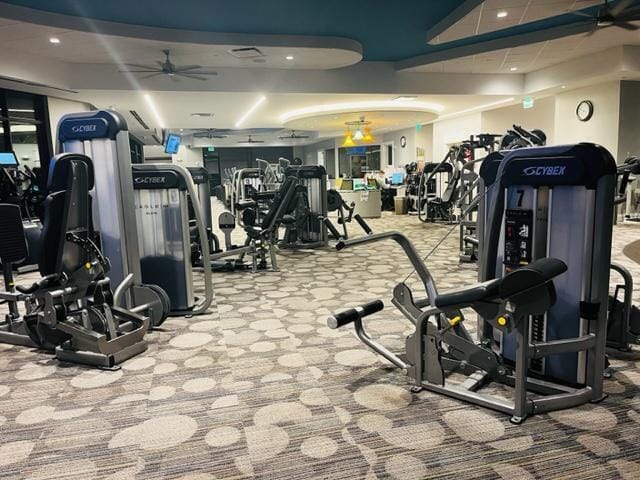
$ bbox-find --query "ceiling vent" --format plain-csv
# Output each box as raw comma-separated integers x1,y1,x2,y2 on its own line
191,112,214,117
129,110,149,130
228,47,264,59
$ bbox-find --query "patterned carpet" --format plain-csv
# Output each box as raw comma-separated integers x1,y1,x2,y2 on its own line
1,213,639,480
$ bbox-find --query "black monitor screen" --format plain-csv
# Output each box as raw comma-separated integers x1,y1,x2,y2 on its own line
0,152,18,167
165,134,182,154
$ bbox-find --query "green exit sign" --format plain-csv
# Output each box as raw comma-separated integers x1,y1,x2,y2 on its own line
415,124,422,132
207,147,215,152
522,97,534,109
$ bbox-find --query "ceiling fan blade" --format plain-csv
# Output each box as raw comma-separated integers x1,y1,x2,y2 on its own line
140,73,164,79
175,65,204,72
178,73,209,81
615,20,640,30
609,0,634,17
124,63,157,70
119,70,160,73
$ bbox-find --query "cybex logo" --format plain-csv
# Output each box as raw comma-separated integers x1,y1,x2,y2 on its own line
522,166,566,176
135,177,166,184
71,124,97,133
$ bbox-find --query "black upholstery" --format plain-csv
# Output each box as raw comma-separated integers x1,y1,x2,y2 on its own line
435,258,567,309
0,204,29,265
39,154,94,277
435,279,501,309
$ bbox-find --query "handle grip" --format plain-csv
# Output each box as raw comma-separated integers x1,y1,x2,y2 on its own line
323,218,342,240
327,299,384,329
354,214,372,235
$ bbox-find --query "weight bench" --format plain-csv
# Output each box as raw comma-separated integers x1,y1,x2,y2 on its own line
328,231,605,424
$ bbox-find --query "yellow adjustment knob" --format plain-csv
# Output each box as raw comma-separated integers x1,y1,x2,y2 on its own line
497,316,507,326
449,315,462,327
85,262,92,270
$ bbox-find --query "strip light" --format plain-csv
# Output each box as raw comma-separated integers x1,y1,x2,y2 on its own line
280,100,444,123
434,97,516,122
235,95,267,128
143,93,165,129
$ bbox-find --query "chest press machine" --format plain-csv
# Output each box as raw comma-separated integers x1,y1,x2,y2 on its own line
328,143,617,423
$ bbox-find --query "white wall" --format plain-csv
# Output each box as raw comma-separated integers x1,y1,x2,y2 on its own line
482,96,555,144
432,113,482,160
172,145,203,167
554,81,621,158
47,96,92,148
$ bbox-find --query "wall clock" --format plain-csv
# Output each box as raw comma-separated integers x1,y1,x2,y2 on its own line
576,100,594,122
400,136,407,148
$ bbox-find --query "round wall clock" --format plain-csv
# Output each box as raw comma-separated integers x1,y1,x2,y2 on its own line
576,100,594,122
400,136,407,148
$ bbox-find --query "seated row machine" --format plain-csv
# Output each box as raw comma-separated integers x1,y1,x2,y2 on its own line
329,143,617,423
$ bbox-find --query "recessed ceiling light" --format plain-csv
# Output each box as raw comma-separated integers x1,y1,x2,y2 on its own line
49,37,60,44
497,11,508,18
561,85,567,89
285,55,294,61
510,67,518,71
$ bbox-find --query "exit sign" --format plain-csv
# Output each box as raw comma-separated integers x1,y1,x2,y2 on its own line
522,97,534,109
207,147,215,152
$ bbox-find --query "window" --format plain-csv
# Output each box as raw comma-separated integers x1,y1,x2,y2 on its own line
338,145,381,178
0,88,52,177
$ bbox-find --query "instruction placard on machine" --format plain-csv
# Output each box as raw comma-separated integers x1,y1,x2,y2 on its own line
504,209,533,267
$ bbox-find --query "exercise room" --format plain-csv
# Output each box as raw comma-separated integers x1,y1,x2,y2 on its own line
1,1,640,479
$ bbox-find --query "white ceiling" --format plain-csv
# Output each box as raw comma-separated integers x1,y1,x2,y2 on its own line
78,91,512,136
429,0,602,44
411,24,640,73
0,19,361,70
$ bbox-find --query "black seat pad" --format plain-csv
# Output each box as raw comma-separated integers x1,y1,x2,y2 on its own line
435,279,501,308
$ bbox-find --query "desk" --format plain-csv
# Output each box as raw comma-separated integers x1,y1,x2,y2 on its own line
339,190,381,218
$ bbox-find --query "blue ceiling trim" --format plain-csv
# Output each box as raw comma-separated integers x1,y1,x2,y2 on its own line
0,0,637,65
0,0,465,61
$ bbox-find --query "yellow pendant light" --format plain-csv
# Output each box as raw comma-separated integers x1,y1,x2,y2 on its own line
362,126,375,143
342,131,355,147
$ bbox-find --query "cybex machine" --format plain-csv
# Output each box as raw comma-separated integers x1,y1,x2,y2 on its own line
329,143,617,423
58,110,192,325
132,164,212,315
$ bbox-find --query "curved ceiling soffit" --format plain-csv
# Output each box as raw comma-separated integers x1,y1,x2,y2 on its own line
280,101,445,125
0,3,363,65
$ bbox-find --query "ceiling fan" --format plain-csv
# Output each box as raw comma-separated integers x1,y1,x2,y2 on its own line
572,0,640,34
238,135,265,144
192,128,228,139
278,130,310,140
120,49,219,81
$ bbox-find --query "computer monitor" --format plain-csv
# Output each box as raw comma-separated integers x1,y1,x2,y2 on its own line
353,179,366,191
164,133,182,154
367,178,378,189
391,172,405,185
0,151,18,167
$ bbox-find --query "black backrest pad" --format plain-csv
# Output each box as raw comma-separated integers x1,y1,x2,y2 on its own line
48,153,95,192
0,204,28,264
260,176,296,229
39,159,91,276
499,258,568,299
